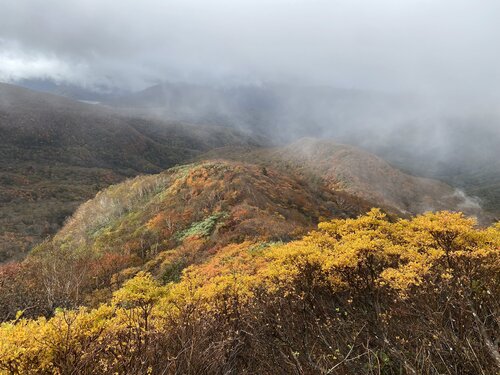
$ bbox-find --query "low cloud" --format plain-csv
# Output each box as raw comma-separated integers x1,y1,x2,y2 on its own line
1,0,500,98
453,189,483,212
0,42,87,85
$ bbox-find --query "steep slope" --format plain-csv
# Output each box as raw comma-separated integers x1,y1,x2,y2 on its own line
0,160,374,319
0,83,259,261
200,138,487,221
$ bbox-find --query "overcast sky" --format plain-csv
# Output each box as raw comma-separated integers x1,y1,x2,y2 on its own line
1,0,500,96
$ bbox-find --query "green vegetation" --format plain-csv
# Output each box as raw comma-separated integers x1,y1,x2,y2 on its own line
175,212,226,241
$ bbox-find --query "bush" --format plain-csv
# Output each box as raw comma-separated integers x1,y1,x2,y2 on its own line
0,210,499,374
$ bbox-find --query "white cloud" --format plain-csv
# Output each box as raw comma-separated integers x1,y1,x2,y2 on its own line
0,0,499,95
0,40,99,87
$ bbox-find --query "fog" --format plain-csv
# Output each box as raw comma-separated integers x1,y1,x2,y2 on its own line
1,0,499,189
2,0,500,96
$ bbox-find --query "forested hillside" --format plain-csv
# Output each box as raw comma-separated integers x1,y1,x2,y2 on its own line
0,83,258,260
0,160,373,320
200,139,488,221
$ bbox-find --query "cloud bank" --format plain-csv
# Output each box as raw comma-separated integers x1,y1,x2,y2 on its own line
1,0,500,97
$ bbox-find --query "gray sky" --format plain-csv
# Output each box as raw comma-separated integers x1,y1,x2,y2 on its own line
1,0,500,97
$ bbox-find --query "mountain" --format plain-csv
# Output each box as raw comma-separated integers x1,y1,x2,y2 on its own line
27,80,499,217
106,82,500,218
14,78,128,102
0,159,374,319
0,141,488,317
105,82,411,138
200,138,488,221
0,82,260,261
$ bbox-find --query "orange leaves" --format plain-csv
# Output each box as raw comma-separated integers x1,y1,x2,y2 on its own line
146,212,168,231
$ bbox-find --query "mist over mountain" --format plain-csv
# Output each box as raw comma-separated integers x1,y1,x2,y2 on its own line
1,1,500,373
101,81,500,216
3,0,499,217
15,78,128,102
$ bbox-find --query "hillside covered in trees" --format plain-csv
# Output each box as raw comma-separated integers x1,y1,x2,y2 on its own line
0,160,373,320
200,139,488,221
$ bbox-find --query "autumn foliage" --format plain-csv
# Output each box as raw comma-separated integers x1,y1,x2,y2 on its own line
0,161,372,320
0,209,498,374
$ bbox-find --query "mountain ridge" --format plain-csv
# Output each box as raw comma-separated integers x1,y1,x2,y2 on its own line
102,81,500,218
199,138,488,221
